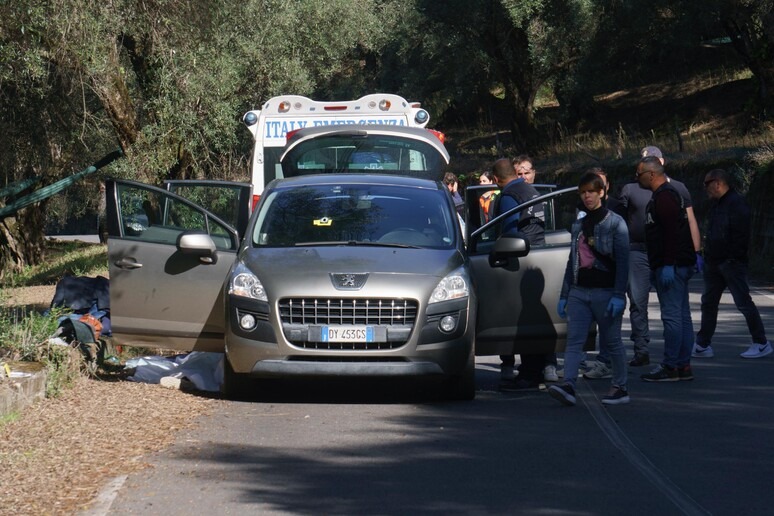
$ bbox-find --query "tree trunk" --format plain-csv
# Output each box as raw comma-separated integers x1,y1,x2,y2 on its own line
0,204,47,280
722,10,774,111
89,38,140,155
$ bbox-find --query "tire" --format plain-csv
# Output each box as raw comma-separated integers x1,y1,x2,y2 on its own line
445,344,476,401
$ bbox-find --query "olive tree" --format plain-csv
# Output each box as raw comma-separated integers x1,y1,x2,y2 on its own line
380,0,598,152
0,0,393,274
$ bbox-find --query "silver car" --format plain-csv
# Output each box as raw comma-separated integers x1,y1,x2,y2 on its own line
105,126,573,400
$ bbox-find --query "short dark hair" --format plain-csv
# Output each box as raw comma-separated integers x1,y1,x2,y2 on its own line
479,170,495,182
578,172,606,192
492,158,516,181
512,154,533,167
443,172,458,185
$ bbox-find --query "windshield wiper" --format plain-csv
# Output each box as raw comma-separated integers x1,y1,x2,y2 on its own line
294,240,419,249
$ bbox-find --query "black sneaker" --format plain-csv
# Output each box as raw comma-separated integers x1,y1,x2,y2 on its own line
641,365,679,382
678,365,694,381
628,354,650,367
602,386,630,405
548,383,576,406
499,378,540,392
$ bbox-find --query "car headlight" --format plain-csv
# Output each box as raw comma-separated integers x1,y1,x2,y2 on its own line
429,267,469,304
228,263,267,301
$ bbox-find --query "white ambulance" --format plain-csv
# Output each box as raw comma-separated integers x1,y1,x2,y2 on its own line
242,94,431,205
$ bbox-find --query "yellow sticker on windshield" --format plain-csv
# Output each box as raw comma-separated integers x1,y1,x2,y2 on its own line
313,217,332,226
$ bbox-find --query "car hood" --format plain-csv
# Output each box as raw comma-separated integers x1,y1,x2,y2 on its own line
240,246,465,299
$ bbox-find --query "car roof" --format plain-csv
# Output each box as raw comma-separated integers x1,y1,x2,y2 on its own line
280,125,450,164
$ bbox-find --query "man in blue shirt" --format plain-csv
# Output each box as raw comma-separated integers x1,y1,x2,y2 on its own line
492,158,545,245
491,158,546,390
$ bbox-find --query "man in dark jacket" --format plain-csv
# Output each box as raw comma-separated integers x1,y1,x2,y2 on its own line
491,158,546,390
692,169,771,359
636,156,696,381
492,158,545,245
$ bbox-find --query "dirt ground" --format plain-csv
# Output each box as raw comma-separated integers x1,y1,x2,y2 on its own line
0,285,223,515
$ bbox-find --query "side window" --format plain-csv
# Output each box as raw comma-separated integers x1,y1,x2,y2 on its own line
116,184,236,251
165,184,243,231
466,185,574,254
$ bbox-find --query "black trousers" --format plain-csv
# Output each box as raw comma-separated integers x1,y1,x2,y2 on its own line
500,353,547,382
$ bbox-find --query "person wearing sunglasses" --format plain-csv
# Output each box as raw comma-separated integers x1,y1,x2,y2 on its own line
692,169,771,359
636,156,696,382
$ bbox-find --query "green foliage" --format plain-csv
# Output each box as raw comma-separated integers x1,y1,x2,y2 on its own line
1,240,109,397
0,304,80,398
2,0,774,274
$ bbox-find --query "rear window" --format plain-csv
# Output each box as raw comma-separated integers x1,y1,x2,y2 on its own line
252,184,456,248
281,134,446,178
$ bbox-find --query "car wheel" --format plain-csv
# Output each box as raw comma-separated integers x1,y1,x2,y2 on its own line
222,355,252,400
445,345,476,401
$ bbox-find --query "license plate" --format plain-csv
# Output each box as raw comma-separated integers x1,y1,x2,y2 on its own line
321,325,374,343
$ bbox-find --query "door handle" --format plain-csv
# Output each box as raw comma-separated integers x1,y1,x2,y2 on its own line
114,258,143,269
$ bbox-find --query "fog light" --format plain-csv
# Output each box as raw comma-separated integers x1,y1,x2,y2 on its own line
239,313,256,330
439,315,457,333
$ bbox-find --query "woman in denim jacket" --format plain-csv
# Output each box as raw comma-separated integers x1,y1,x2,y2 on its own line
549,172,630,406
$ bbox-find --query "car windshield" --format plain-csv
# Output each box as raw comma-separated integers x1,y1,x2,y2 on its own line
281,134,446,178
252,184,456,248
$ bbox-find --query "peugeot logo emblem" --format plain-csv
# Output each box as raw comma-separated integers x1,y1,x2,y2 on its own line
330,273,368,290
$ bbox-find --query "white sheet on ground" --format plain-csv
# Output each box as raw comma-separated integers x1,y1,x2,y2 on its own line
125,352,224,392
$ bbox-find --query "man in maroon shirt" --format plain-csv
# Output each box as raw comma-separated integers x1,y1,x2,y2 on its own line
636,156,696,382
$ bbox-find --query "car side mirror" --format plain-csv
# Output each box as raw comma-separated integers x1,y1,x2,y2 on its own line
488,233,530,268
177,232,218,264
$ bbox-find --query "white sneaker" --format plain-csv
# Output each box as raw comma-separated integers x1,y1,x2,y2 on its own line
582,360,612,379
740,341,773,359
692,342,715,358
543,365,559,382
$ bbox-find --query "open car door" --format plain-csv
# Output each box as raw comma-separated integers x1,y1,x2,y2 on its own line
466,184,577,356
105,179,242,352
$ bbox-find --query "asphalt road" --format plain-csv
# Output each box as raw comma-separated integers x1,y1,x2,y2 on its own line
93,277,774,516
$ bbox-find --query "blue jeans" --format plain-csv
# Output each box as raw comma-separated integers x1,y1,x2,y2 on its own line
563,287,627,389
598,249,650,364
627,250,651,356
653,265,694,368
696,260,768,345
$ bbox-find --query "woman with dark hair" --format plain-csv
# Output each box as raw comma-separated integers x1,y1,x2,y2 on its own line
478,170,497,221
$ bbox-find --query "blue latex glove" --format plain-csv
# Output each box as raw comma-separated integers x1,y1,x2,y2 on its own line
607,296,626,318
658,265,675,289
557,299,567,319
695,253,704,273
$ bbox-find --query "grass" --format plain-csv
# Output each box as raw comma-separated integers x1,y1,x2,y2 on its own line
4,240,109,288
448,70,773,179
1,240,109,397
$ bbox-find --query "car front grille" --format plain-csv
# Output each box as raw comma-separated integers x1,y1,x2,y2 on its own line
278,298,418,349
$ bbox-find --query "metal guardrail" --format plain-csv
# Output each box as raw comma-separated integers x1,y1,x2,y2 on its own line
0,149,122,219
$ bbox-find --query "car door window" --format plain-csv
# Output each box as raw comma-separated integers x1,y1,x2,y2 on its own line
466,184,572,255
164,180,252,240
116,183,237,251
